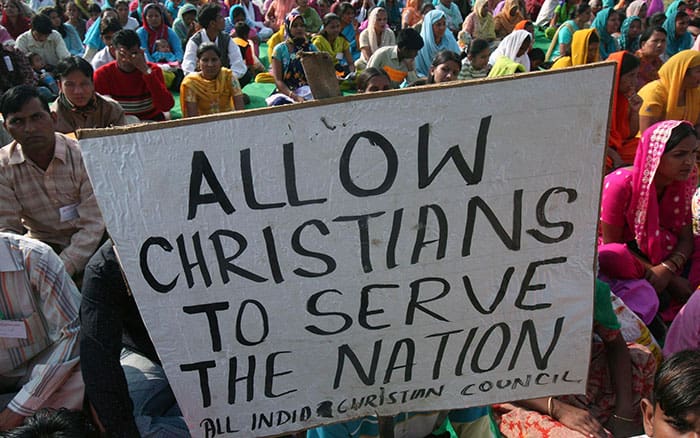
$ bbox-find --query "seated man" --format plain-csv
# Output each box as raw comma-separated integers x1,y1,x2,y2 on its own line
182,3,250,86
366,27,424,88
93,29,174,122
81,241,189,437
14,14,70,70
0,85,105,277
52,56,127,133
90,17,122,72
0,232,82,431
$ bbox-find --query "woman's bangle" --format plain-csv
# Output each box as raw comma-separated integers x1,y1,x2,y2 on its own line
672,251,687,263
661,261,677,274
547,396,556,419
612,413,635,422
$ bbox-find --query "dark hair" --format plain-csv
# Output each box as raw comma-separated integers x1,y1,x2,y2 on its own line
431,49,461,67
39,6,69,37
111,28,140,48
420,2,434,14
468,38,489,56
571,2,591,18
31,13,54,35
234,20,250,39
675,10,689,21
1,408,99,438
428,50,461,83
639,25,666,44
528,47,545,63
198,3,222,28
55,55,93,80
356,67,389,91
232,6,246,19
0,85,50,118
396,27,424,50
322,12,341,27
87,2,101,13
664,122,698,153
196,41,221,58
27,51,43,64
651,350,700,424
100,16,122,35
337,1,355,15
114,0,130,8
588,29,600,43
648,12,666,27
619,51,640,75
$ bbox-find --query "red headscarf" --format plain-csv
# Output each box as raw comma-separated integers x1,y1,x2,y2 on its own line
608,51,632,152
141,3,168,54
631,120,697,264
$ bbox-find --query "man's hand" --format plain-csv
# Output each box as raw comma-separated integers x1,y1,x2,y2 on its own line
0,408,25,431
120,47,150,74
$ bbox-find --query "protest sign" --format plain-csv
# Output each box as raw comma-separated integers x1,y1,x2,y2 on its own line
79,63,615,437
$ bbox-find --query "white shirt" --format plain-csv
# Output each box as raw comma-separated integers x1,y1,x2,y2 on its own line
29,0,54,11
123,16,140,30
182,30,247,78
15,30,70,67
91,46,114,71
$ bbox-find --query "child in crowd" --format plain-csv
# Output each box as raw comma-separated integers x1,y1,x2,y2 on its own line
458,38,491,79
28,52,59,101
528,47,545,69
355,66,391,92
153,38,180,63
233,22,265,77
85,3,102,30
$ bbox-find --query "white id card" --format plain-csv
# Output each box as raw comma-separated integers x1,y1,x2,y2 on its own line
59,203,79,222
0,320,27,339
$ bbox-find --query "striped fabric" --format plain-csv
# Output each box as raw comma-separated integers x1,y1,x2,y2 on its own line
0,232,81,416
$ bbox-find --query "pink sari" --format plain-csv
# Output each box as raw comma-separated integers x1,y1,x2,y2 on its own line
598,120,697,323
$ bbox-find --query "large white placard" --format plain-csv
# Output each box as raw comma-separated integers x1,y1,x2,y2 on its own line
79,63,614,437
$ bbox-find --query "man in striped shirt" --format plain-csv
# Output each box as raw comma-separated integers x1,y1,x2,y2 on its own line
0,85,105,277
0,232,82,431
93,29,174,121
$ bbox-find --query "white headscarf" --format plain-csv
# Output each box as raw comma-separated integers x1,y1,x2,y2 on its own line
488,29,531,71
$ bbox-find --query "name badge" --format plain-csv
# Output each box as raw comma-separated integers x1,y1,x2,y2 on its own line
0,320,27,339
59,203,79,222
336,53,344,60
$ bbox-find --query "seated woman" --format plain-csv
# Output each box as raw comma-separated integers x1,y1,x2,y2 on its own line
41,6,85,56
638,50,700,134
415,9,460,77
635,26,666,90
427,49,460,83
549,0,577,29
270,10,317,103
488,28,531,71
401,0,422,29
626,0,647,21
312,13,355,75
617,15,642,52
550,28,599,69
590,7,620,60
598,120,699,330
355,66,390,91
497,280,655,438
1,0,31,40
180,42,245,117
136,3,183,63
337,2,360,61
356,7,395,69
545,3,591,63
663,9,692,57
460,0,496,44
173,3,197,49
493,0,525,39
606,51,642,170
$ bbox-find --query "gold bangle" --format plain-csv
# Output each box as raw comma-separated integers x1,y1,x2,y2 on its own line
612,413,635,422
547,396,555,419
661,261,677,273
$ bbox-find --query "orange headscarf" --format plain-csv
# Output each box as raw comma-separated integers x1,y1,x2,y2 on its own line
494,0,525,37
608,51,640,164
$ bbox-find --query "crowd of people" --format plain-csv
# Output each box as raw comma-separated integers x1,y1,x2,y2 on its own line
0,0,699,434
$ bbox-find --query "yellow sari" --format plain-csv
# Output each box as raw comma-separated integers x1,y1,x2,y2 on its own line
550,28,599,69
638,50,700,126
179,68,242,117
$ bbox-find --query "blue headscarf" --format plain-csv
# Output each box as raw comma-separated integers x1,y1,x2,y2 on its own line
415,10,460,76
591,7,619,60
617,15,641,51
83,17,104,50
230,4,255,28
663,6,693,56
